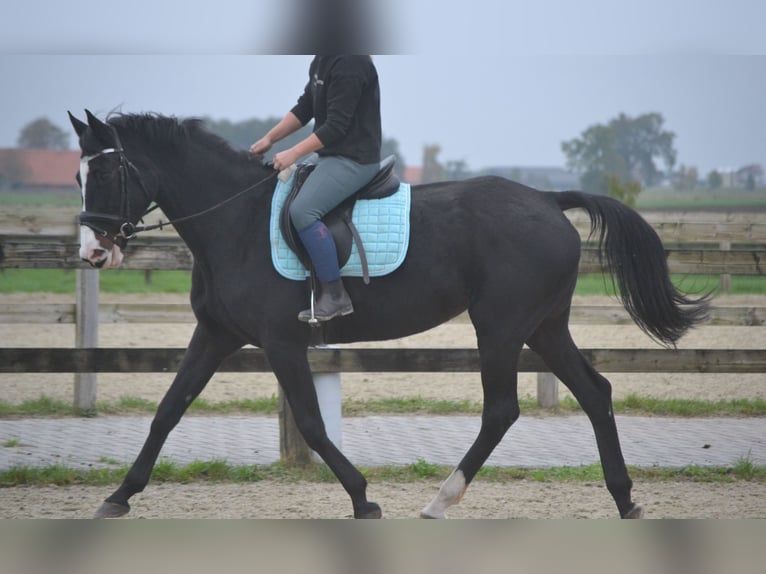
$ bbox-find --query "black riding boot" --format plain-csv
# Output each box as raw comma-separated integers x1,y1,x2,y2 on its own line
298,279,354,323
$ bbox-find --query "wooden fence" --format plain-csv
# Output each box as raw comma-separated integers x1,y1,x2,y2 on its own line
2,233,764,275
2,347,764,375
2,210,766,462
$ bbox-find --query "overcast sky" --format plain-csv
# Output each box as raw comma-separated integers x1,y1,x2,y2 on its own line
1,1,764,175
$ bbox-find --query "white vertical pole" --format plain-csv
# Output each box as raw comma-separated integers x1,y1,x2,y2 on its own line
312,371,342,463
74,268,99,413
313,371,342,446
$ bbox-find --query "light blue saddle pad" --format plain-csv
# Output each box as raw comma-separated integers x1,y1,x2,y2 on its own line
270,174,412,281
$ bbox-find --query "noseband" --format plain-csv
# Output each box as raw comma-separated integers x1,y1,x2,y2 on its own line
78,128,153,250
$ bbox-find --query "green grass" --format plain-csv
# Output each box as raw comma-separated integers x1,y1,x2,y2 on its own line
0,269,192,294
99,395,281,415
616,396,766,417
3,268,761,296
2,394,765,419
0,191,80,207
574,273,765,297
2,457,763,488
342,397,482,416
0,396,72,417
186,396,280,414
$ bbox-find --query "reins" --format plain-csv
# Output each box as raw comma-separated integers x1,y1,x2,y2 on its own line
132,170,279,234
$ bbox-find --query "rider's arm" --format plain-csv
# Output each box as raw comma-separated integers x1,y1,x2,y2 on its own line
250,112,304,155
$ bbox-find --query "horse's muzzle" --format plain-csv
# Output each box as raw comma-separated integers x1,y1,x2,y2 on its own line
80,226,124,269
81,247,123,269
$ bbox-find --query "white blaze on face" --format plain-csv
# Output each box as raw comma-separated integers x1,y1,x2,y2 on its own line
78,155,123,268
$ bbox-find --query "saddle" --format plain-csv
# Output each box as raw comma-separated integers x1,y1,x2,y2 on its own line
278,155,400,284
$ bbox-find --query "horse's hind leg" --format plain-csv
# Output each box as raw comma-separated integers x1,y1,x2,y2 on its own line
421,328,523,518
526,312,643,518
94,324,240,518
266,343,381,519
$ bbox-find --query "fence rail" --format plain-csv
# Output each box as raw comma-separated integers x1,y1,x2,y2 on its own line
1,302,764,327
3,347,765,374
5,210,766,242
1,234,764,275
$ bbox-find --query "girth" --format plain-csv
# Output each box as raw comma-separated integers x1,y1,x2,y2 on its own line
279,155,400,284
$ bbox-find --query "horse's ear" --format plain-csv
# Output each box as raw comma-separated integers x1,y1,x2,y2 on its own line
85,109,115,147
68,111,88,138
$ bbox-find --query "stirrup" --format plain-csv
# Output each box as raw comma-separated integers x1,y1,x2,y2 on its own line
307,288,320,327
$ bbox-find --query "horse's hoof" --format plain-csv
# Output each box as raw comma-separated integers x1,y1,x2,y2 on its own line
354,502,382,519
623,503,644,519
94,501,130,519
419,510,445,519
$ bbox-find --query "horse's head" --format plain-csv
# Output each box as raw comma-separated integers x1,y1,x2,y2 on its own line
69,110,153,268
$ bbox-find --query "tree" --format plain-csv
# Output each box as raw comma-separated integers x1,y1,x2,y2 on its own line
746,172,756,191
444,159,470,181
17,117,70,149
737,164,763,190
203,116,311,152
421,144,445,184
607,175,641,208
674,164,699,190
0,150,30,189
707,170,723,190
561,112,676,197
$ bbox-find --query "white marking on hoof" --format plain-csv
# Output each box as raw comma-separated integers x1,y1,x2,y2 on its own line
420,469,467,519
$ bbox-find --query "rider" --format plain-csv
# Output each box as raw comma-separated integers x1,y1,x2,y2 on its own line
250,55,382,322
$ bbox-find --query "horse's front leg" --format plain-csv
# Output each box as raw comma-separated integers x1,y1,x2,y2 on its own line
94,323,241,518
266,343,381,518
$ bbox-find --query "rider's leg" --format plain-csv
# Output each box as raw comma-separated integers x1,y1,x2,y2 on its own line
290,156,379,322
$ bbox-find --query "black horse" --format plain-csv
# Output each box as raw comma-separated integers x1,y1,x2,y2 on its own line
69,110,707,519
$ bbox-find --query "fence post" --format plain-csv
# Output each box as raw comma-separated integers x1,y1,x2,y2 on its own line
536,372,559,408
278,386,312,467
74,268,99,413
719,240,731,293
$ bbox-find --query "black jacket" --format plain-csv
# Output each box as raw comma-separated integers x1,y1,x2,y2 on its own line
291,56,381,165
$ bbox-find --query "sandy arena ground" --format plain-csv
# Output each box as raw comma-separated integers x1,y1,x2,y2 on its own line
0,479,764,519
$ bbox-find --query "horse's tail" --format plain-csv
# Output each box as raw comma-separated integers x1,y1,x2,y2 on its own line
554,191,710,347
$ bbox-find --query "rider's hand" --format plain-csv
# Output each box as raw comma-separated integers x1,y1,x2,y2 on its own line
249,137,272,156
273,148,300,172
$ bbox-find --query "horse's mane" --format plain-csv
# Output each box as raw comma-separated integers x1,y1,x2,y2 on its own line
106,112,256,166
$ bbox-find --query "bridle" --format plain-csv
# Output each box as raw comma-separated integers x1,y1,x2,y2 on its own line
79,126,278,250
78,127,154,250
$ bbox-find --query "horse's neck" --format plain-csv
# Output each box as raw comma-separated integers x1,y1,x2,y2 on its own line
157,159,273,255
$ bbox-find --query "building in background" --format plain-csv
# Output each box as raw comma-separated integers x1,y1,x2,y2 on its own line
0,149,79,193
